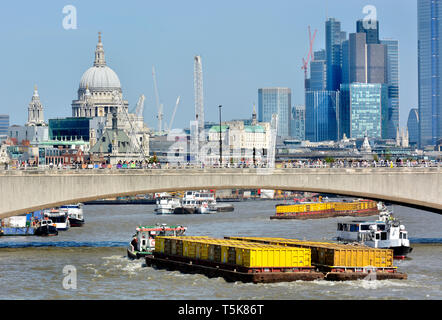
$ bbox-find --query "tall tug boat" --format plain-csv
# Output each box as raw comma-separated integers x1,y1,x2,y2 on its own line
127,224,187,259
336,203,413,259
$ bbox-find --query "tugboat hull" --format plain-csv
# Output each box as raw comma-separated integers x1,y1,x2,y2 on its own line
173,207,195,214
69,218,85,227
393,246,413,259
35,225,58,236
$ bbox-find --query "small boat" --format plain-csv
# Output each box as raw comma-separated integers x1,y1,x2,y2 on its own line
154,196,181,214
60,203,85,227
336,203,413,259
44,209,70,231
127,224,187,259
173,201,196,214
34,219,58,236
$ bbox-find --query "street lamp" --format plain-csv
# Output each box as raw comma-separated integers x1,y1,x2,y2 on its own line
219,105,222,166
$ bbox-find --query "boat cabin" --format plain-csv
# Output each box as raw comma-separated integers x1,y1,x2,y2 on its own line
337,220,409,248
131,225,187,252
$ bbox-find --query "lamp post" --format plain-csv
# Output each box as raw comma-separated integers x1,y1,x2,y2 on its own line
219,105,222,166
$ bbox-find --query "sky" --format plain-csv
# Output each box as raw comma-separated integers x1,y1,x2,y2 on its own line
0,0,418,130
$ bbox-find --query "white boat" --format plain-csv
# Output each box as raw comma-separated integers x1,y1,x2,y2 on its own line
183,191,217,214
60,203,84,227
154,197,181,214
336,204,412,259
43,209,70,231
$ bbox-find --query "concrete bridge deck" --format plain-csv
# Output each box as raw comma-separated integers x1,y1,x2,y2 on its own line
0,167,441,218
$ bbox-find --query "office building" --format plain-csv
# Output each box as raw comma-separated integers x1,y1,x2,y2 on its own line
382,39,400,139
418,0,442,147
258,88,291,137
356,19,380,44
291,105,305,140
305,90,339,142
341,83,388,139
0,114,9,136
326,18,344,91
407,108,420,146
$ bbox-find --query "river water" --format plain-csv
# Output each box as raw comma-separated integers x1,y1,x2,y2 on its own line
0,201,441,300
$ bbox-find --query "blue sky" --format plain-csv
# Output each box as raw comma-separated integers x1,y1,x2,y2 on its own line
0,0,417,130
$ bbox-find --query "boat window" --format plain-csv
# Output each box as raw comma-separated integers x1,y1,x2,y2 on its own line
350,224,358,232
378,225,385,231
338,223,343,231
381,232,387,240
360,225,370,231
375,233,380,240
401,232,407,239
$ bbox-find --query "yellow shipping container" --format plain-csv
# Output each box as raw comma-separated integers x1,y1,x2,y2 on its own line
235,246,311,268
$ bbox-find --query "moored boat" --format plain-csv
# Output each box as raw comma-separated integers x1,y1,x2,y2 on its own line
154,196,181,214
127,224,187,259
60,203,85,227
34,219,58,236
44,209,70,231
336,204,412,259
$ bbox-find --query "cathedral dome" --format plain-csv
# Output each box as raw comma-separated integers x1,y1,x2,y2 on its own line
79,65,121,90
78,32,121,92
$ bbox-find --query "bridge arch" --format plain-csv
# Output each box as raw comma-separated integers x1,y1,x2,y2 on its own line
0,167,441,218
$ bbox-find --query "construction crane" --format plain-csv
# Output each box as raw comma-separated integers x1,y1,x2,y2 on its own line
168,96,181,133
135,94,145,118
152,66,164,133
301,26,317,89
112,91,146,161
194,56,204,135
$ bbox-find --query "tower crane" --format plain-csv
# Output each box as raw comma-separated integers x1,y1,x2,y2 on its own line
135,94,145,118
152,66,164,133
301,26,317,89
168,96,181,133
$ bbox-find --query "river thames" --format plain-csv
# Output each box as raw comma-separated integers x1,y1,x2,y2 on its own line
0,200,441,300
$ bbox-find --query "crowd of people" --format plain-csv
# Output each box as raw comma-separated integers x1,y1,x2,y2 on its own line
3,157,441,171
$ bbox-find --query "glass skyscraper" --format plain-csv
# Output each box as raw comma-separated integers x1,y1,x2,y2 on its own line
418,0,442,147
407,108,420,146
0,114,9,136
258,88,291,137
305,90,339,142
326,18,343,91
291,105,305,140
341,83,388,139
381,39,400,139
356,19,380,44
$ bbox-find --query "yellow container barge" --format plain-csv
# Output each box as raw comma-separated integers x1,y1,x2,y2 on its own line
271,200,379,220
146,236,406,283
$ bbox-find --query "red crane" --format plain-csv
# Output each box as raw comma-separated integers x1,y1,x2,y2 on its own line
301,26,318,88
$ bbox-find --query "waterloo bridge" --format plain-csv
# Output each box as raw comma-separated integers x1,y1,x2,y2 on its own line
0,167,441,218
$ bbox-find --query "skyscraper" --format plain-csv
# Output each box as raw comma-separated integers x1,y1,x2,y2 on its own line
348,32,367,83
305,90,339,141
309,58,327,91
356,19,380,44
0,114,9,136
418,0,442,147
341,83,389,139
258,88,291,137
326,18,343,91
291,105,305,140
407,108,420,146
382,39,400,139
